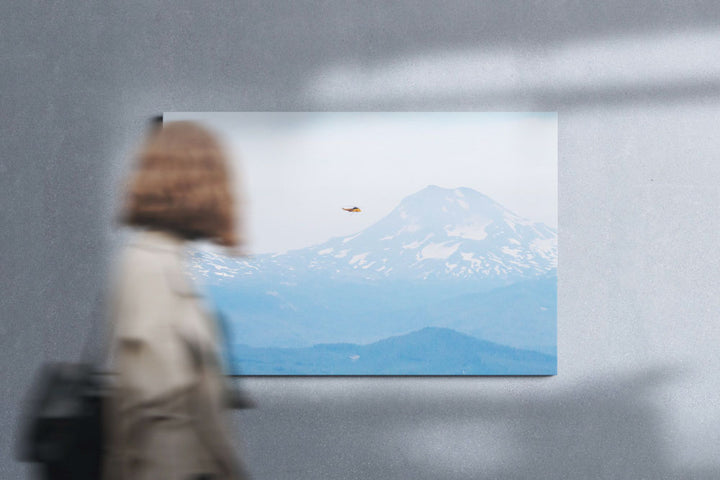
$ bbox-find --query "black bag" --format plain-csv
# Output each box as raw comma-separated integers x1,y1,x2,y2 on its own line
16,295,107,480
17,363,105,480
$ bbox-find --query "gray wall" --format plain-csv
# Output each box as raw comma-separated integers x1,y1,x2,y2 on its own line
3,2,720,478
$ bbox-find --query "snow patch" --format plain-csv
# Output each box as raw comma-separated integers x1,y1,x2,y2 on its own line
445,221,491,240
266,290,279,297
397,224,420,234
402,233,433,249
342,233,361,243
504,211,534,228
380,235,394,241
403,240,423,249
454,188,464,198
461,252,484,269
531,238,556,256
349,252,370,265
334,249,349,258
318,248,333,255
457,199,469,210
419,242,460,260
501,246,522,258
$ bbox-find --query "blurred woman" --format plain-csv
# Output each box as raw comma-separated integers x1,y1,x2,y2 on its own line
104,121,248,480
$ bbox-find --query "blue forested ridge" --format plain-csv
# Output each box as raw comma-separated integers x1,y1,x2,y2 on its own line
231,327,556,375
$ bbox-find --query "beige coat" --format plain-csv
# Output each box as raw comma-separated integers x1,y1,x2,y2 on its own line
103,229,248,480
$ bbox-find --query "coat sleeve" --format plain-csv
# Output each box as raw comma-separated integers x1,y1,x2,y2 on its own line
179,293,249,480
187,354,249,480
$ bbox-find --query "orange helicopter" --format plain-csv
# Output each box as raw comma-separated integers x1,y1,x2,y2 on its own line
342,206,362,213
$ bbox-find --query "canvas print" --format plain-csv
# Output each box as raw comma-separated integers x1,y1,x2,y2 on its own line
165,112,557,375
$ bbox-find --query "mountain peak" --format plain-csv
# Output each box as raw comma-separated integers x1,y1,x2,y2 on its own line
385,186,512,238
400,185,502,211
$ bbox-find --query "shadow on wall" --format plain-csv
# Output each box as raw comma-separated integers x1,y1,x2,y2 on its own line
104,2,720,111
223,15,720,478
301,27,720,110
237,368,717,480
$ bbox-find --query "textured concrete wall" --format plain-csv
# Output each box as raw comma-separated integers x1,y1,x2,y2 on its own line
3,2,720,478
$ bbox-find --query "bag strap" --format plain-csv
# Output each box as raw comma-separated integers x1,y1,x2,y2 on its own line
78,287,110,371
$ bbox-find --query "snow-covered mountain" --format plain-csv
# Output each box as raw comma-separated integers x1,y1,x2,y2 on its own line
191,185,556,285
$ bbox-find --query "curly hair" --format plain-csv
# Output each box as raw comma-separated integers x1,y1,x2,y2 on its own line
120,121,239,247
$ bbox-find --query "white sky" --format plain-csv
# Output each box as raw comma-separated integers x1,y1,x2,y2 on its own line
165,112,557,254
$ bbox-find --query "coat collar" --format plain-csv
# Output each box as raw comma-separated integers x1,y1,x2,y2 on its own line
130,229,186,254
129,229,206,298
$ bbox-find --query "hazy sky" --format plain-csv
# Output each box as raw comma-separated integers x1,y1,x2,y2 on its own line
165,112,557,254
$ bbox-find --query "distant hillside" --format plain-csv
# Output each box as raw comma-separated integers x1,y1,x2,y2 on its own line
208,274,556,355
232,327,557,375
400,275,557,356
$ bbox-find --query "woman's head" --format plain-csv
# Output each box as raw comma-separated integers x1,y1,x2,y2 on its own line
120,121,240,247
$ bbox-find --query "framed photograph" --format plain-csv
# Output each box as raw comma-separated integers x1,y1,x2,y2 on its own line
165,112,557,375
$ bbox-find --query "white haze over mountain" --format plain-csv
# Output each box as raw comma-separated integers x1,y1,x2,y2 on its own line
166,112,557,254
